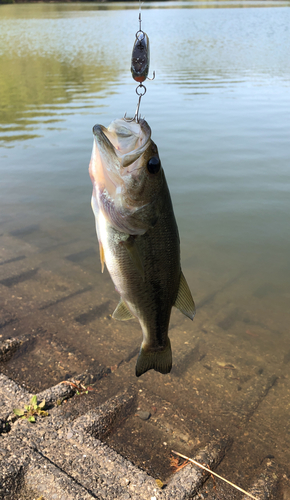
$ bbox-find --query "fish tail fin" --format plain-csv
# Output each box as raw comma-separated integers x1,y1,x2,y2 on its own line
135,339,172,377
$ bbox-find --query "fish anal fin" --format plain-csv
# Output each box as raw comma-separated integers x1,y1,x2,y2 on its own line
174,271,196,320
121,236,144,280
112,299,134,321
135,339,172,377
99,241,105,273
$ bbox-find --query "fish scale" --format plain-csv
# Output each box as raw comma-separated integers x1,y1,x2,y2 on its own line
89,118,195,377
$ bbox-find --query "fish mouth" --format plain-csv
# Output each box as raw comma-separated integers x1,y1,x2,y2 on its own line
90,118,152,201
93,118,151,169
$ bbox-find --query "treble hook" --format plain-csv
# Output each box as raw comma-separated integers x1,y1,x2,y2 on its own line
146,71,156,81
124,84,147,123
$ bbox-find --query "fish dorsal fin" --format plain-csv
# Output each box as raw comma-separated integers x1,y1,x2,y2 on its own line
174,271,196,320
112,299,134,321
121,236,144,280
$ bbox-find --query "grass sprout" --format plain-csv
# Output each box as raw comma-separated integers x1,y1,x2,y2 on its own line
13,395,48,423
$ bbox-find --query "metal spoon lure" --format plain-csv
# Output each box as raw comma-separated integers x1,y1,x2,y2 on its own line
124,12,155,122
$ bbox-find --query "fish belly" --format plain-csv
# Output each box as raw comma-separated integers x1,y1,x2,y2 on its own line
97,189,180,377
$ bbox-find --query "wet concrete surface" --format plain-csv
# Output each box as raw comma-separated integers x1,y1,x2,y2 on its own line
1,218,290,498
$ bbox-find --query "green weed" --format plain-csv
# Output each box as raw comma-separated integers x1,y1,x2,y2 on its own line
13,395,48,423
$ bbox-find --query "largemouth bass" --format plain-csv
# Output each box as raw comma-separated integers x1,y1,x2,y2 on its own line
89,118,195,377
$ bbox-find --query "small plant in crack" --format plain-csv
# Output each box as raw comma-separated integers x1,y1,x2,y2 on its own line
60,380,94,396
13,395,48,422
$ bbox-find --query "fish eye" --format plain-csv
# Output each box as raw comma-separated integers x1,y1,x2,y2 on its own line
147,157,161,174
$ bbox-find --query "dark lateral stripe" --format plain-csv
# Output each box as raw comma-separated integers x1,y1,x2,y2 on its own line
75,301,110,325
39,286,93,310
0,268,38,287
65,247,96,263
0,255,26,266
10,225,39,237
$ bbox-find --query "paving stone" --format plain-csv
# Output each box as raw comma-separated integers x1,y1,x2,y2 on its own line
241,458,279,500
0,338,23,363
0,342,283,499
0,372,235,500
164,436,232,500
0,373,33,427
25,451,95,500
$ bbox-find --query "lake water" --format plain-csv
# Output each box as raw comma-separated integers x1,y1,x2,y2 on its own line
1,0,290,493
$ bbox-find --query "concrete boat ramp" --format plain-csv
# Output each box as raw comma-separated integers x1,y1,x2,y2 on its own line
0,345,280,499
0,223,289,499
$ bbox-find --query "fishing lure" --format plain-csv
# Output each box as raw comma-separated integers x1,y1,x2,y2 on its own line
131,30,150,83
125,13,155,122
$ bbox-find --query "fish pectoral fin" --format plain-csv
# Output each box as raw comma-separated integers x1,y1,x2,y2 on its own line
135,339,172,377
112,299,135,321
174,271,196,320
121,236,144,280
99,241,105,273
